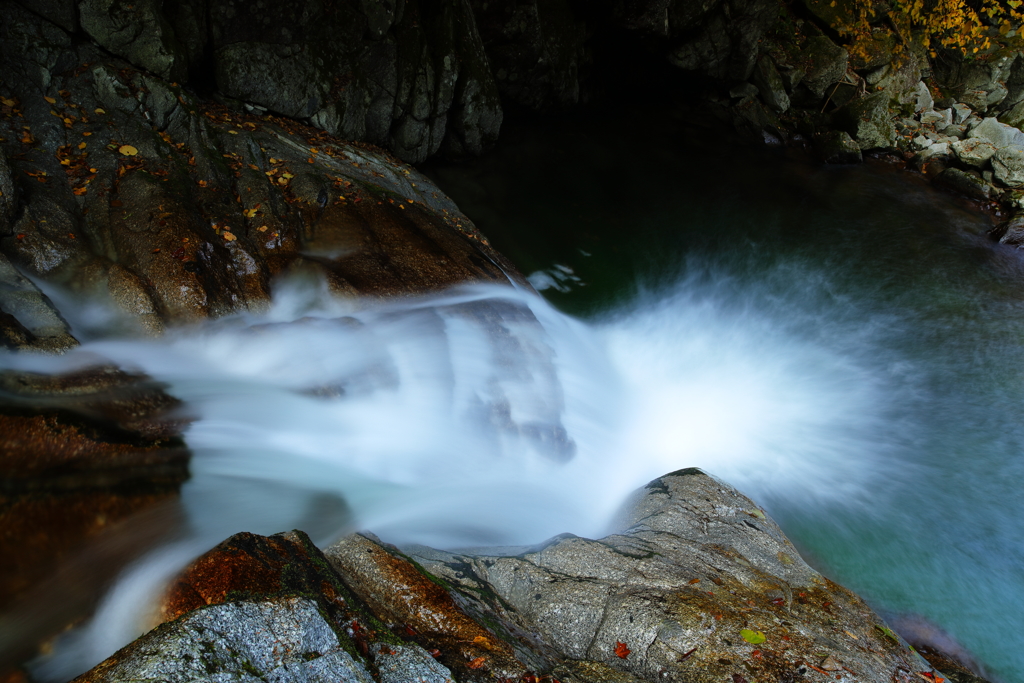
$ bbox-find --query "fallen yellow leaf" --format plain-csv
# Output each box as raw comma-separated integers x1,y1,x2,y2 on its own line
44,96,56,104
223,231,236,241
228,130,238,134
257,225,268,232
118,144,138,156
78,142,87,149
0,97,16,107
94,108,106,114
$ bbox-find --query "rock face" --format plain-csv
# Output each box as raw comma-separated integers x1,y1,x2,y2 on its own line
75,471,949,683
0,0,521,337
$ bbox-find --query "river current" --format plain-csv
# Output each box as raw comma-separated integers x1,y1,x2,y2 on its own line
7,111,1022,682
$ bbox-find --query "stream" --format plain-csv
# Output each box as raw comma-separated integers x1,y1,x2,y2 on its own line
8,109,1023,682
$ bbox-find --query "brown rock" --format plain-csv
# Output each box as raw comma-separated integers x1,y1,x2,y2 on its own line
325,534,529,681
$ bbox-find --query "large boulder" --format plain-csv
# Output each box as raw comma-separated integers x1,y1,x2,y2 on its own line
832,91,897,151
408,469,935,683
800,35,849,100
992,145,1024,187
967,117,1024,148
73,471,949,683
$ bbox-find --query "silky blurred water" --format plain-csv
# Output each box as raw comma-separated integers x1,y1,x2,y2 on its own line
10,109,1024,682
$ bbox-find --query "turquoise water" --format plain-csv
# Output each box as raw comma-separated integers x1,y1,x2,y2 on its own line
425,112,1024,682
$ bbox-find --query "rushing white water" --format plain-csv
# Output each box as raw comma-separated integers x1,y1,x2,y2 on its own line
16,266,905,680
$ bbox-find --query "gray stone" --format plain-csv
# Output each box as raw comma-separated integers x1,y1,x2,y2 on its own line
941,124,967,139
832,91,897,150
409,469,930,683
916,142,951,164
912,80,934,112
899,117,921,132
79,0,187,81
913,135,933,150
801,35,848,98
968,117,1024,149
373,644,454,683
992,145,1024,187
952,138,998,168
751,56,790,113
921,107,953,127
952,102,973,124
75,598,376,683
935,167,992,200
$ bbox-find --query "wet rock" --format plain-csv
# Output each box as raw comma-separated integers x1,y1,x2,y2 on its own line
75,597,378,683
1000,215,1024,247
324,533,532,680
935,167,992,200
73,471,954,683
408,469,933,683
967,116,1024,148
79,530,455,683
815,130,862,164
951,138,998,168
992,145,1024,187
0,31,521,329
